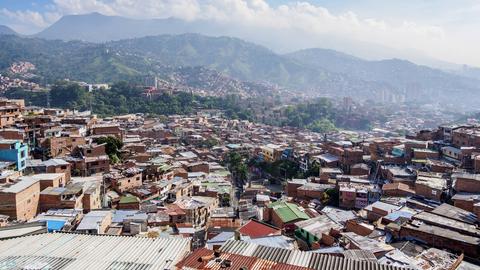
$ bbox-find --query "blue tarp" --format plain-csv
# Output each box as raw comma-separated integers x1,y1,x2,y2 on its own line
46,220,66,232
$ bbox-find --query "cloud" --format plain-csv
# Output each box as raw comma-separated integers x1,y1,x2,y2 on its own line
0,8,61,34
2,0,478,65
49,0,447,50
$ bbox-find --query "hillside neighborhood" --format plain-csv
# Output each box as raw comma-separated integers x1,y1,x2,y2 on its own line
0,97,477,269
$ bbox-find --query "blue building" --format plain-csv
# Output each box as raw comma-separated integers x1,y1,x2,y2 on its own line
0,140,28,171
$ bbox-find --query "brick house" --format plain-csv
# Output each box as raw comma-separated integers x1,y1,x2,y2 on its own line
263,201,309,231
415,174,447,201
454,173,480,193
105,168,142,193
0,178,40,221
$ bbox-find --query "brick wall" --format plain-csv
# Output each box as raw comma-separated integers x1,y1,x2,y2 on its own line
0,181,40,221
455,177,480,193
415,183,442,201
400,225,479,258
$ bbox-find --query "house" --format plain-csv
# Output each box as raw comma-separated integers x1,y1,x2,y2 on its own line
33,209,83,232
175,196,219,227
236,219,281,239
382,183,415,197
105,168,142,193
286,179,308,197
263,201,309,231
39,182,84,212
0,177,40,221
342,232,395,258
399,215,480,258
0,140,28,171
118,195,140,210
452,193,480,212
415,173,447,201
453,173,480,193
338,182,381,210
42,136,86,158
260,144,283,162
90,123,123,139
296,183,334,200
295,215,343,249
0,101,22,128
67,155,110,176
20,173,68,191
364,201,401,222
111,210,148,235
75,210,112,234
26,159,71,181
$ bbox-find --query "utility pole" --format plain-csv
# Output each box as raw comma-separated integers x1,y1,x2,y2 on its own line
46,90,50,108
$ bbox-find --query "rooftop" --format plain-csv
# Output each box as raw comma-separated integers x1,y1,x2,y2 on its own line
220,240,411,270
0,233,190,269
268,201,309,223
237,219,281,238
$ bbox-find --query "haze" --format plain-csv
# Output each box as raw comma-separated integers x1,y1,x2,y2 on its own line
1,0,480,68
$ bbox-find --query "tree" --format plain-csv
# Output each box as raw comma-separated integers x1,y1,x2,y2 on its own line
307,118,337,133
50,81,89,109
93,136,123,163
203,137,219,148
226,152,248,183
305,162,321,177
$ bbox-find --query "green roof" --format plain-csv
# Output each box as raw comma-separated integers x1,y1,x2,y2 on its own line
269,201,309,223
119,195,139,204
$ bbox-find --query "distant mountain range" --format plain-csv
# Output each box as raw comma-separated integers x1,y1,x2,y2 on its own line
0,25,16,35
32,13,471,70
0,18,479,107
106,34,480,106
34,12,224,42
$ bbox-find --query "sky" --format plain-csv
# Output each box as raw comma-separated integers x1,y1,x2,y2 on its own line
1,0,480,67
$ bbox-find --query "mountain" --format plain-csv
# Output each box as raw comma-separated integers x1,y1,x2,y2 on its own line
286,48,480,106
0,35,281,98
452,65,480,80
35,12,466,71
3,32,480,106
0,35,149,83
0,25,16,35
107,34,391,98
35,12,225,42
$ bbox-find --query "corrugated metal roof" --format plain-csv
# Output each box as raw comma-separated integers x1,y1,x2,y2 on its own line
269,202,309,223
0,233,191,269
176,248,312,270
220,240,413,270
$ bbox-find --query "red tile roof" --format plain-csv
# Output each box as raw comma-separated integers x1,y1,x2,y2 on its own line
237,219,281,238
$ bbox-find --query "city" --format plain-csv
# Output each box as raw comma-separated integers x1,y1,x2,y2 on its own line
0,1,480,270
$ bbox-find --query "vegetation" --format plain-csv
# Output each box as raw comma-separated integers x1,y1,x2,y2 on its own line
6,81,255,120
93,136,123,163
262,99,339,133
225,152,248,183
